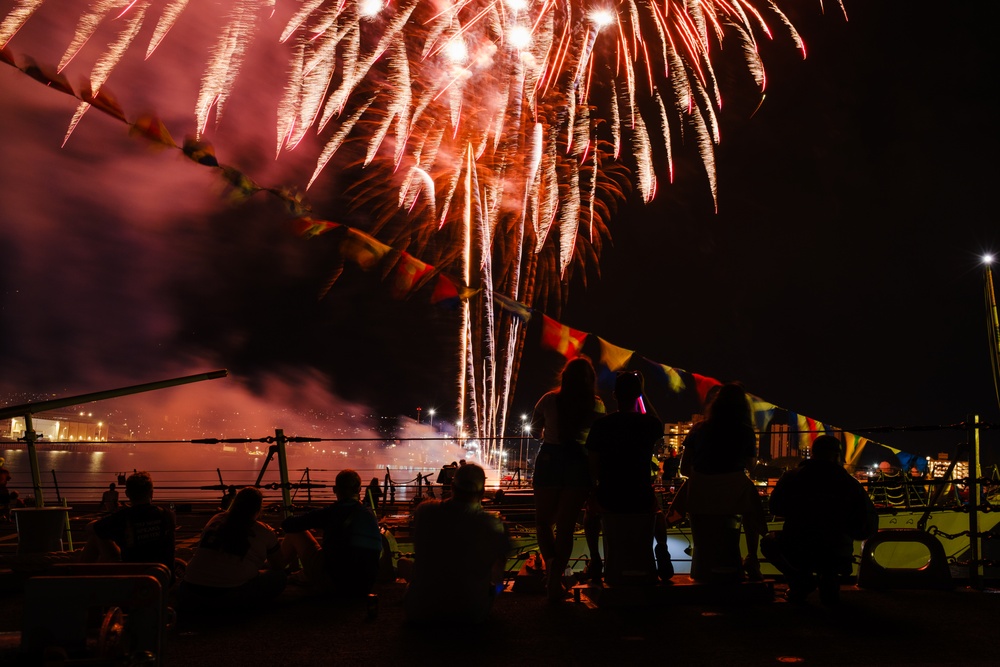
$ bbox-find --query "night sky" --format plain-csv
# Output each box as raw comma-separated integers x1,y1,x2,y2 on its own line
0,1,997,462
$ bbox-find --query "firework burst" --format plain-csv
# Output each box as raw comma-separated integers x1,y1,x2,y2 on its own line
0,0,834,464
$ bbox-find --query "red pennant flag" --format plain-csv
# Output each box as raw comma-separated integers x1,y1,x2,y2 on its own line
540,314,587,359
388,252,435,299
80,83,127,123
429,274,477,308
130,114,176,148
691,373,722,407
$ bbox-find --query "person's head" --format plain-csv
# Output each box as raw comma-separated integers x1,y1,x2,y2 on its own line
108,483,116,491
810,435,843,464
559,357,597,395
9,490,18,500
615,371,644,411
125,471,154,503
228,486,263,521
226,485,237,495
335,469,363,500
705,382,751,426
452,462,486,503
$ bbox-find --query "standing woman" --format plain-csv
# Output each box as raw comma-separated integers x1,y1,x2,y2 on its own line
678,382,766,582
530,357,605,601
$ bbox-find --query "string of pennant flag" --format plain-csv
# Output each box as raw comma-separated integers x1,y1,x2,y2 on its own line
4,44,907,471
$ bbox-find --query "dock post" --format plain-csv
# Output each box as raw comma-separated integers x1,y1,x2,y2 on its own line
275,429,293,519
62,497,74,551
968,414,983,589
23,415,44,507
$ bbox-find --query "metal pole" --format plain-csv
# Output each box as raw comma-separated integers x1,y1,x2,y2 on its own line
969,414,983,589
275,429,293,519
24,414,43,507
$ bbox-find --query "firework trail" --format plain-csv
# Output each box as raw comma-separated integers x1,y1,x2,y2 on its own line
0,0,832,466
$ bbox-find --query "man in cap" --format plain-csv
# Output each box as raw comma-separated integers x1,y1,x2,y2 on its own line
403,462,510,624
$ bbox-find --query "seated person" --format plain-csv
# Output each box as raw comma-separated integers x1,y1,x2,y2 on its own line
100,483,120,513
403,463,510,624
760,435,878,604
80,471,176,573
281,469,382,597
178,486,286,612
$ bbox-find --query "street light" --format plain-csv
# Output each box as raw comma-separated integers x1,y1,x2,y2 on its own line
428,409,435,426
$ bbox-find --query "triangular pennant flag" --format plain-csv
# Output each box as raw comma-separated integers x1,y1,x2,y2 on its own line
292,217,341,238
388,252,435,299
748,394,777,434
540,314,587,360
430,274,478,308
493,293,533,323
80,83,127,123
597,336,633,372
842,431,868,468
183,137,219,166
691,373,722,408
340,228,390,270
129,114,176,148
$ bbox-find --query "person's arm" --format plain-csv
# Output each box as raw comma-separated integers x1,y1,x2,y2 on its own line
264,526,287,571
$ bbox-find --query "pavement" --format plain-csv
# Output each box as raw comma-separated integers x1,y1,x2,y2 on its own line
2,566,1000,666
3,505,1000,666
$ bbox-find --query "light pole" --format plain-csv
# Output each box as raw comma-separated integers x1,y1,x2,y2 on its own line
428,409,435,426
416,406,422,423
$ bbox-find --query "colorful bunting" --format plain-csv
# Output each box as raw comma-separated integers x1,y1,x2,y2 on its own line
340,228,390,270
540,314,588,360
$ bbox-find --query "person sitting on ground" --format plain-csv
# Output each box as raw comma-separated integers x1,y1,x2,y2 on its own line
760,435,878,604
676,382,767,582
80,471,176,573
403,463,510,624
100,483,120,513
280,469,382,597
7,490,24,511
585,370,672,583
178,486,287,613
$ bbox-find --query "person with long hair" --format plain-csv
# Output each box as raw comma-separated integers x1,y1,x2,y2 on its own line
178,486,287,613
530,356,605,601
678,382,767,582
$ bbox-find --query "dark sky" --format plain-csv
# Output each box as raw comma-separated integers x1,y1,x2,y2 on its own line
1,1,997,460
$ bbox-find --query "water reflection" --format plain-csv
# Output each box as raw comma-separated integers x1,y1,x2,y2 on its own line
0,439,482,502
